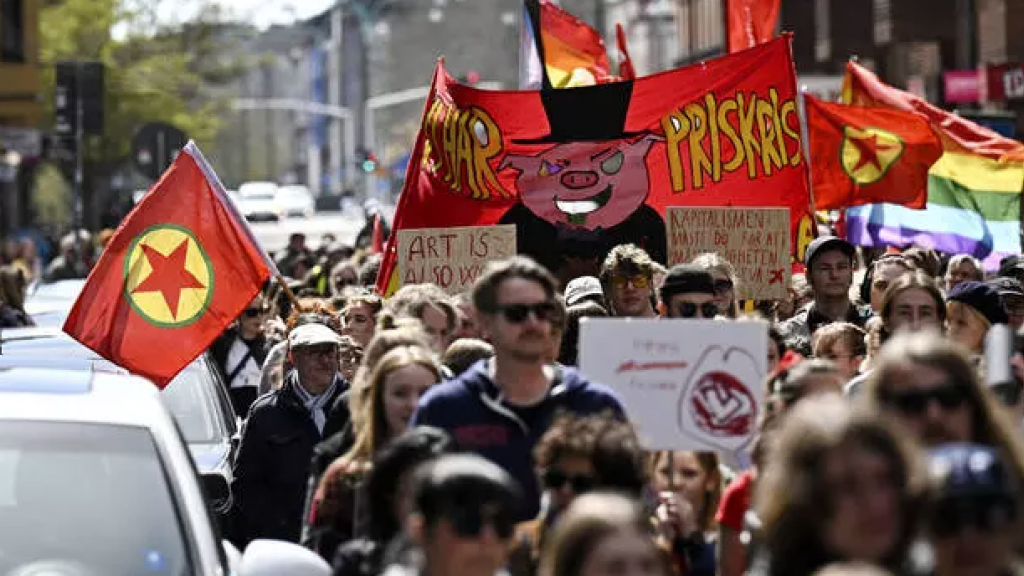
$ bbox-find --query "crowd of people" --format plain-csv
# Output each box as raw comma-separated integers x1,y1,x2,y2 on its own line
198,225,1024,576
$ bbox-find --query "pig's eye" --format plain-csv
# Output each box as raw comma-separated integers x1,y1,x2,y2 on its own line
600,151,624,174
539,160,563,177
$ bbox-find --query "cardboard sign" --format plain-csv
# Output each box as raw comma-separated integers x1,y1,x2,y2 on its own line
666,207,791,300
396,224,516,294
578,317,767,454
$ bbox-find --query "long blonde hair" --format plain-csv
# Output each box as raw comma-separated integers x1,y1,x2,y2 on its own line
342,345,441,467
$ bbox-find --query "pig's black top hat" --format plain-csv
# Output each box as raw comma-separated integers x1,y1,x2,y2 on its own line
514,80,646,145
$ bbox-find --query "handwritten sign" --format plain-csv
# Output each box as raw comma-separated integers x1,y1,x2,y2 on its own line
666,207,790,300
397,224,516,294
578,317,767,453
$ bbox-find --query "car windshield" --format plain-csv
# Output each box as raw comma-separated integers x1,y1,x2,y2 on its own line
163,367,223,444
244,193,275,201
0,422,192,575
27,279,86,303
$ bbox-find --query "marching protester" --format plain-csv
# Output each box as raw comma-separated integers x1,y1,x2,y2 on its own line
657,264,719,319
340,293,383,348
779,237,872,356
211,292,274,415
232,323,350,545
945,281,1009,356
0,264,33,328
650,450,722,576
812,323,868,382
987,277,1024,330
863,254,916,314
600,245,659,318
412,256,625,521
692,253,740,318
944,254,984,292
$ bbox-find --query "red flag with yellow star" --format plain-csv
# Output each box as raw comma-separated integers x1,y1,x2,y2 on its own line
63,142,275,387
806,95,943,210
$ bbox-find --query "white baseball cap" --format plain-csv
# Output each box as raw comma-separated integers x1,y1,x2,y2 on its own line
288,324,342,349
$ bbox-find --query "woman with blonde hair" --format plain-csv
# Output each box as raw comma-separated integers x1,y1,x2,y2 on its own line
306,344,442,559
752,395,925,576
540,492,670,576
649,451,722,576
692,253,740,318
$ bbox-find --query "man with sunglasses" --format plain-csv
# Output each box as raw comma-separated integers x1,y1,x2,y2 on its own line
657,264,720,319
599,244,659,318
232,323,349,546
413,256,624,521
385,454,522,576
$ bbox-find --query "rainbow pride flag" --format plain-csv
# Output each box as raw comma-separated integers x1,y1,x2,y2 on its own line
519,0,611,89
842,62,1024,269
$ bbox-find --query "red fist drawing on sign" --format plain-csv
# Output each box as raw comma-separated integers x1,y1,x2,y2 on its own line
678,346,761,453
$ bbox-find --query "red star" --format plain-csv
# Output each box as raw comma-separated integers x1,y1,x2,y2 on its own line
131,239,205,318
850,132,897,172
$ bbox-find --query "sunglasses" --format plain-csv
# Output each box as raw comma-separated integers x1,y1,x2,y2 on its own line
676,302,719,319
446,507,516,540
543,469,595,494
497,301,557,324
242,308,266,318
611,274,650,290
713,279,734,294
929,495,1017,537
879,383,968,416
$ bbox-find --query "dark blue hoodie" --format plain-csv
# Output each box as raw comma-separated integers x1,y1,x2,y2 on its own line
411,359,625,520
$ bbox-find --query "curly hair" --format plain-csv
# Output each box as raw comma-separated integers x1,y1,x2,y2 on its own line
534,411,647,496
599,244,657,287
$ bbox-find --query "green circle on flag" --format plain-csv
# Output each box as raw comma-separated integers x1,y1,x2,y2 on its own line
123,224,215,328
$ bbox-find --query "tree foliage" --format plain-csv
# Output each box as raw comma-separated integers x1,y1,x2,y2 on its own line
39,0,251,165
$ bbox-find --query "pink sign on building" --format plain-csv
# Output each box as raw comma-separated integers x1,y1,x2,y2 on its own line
944,70,982,103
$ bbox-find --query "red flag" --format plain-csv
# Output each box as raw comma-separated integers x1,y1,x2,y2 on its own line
377,37,814,295
616,23,636,80
63,142,274,387
725,0,780,53
806,95,943,210
371,213,385,254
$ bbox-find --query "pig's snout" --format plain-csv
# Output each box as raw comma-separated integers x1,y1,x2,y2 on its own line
560,170,599,189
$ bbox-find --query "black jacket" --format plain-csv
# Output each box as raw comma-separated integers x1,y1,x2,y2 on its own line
230,372,349,546
209,328,274,416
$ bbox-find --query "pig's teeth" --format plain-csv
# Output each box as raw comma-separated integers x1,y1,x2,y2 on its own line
556,199,600,214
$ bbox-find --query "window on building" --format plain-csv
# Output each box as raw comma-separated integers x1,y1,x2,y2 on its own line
814,0,831,62
874,0,892,45
1,0,26,63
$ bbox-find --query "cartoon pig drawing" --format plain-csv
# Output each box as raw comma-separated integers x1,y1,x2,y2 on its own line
678,345,761,454
498,82,667,277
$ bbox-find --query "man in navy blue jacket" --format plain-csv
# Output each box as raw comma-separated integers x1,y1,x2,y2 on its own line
412,256,625,520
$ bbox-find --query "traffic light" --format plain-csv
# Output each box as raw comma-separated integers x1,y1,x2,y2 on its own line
359,149,378,173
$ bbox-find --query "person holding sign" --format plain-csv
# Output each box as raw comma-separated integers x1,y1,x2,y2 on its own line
412,256,625,521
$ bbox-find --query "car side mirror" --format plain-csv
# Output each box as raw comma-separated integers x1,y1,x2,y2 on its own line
240,539,331,576
201,472,233,515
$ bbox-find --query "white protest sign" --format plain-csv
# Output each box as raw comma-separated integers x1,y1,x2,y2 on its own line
578,317,767,453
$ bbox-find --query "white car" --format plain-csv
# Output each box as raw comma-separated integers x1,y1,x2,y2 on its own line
238,191,284,223
0,368,329,576
276,185,315,218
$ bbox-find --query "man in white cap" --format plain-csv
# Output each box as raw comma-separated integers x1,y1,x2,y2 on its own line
232,322,349,546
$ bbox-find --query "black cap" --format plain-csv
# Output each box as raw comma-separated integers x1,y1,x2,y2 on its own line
659,264,715,304
987,277,1024,299
947,280,1009,325
999,255,1024,278
804,236,856,269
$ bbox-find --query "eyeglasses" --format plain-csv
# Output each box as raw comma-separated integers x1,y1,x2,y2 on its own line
543,469,595,493
713,279,734,294
611,275,650,290
928,495,1017,537
676,302,719,319
496,301,557,324
446,507,516,540
242,308,266,318
879,382,968,415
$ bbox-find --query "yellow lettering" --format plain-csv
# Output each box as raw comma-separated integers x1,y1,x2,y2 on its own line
467,108,507,199
661,111,690,192
685,103,711,189
736,93,761,179
795,214,815,264
443,107,461,188
455,111,477,197
718,97,744,172
769,88,788,169
780,99,803,167
705,94,723,184
755,96,782,176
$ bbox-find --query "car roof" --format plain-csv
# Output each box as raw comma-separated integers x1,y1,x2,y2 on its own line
0,367,170,428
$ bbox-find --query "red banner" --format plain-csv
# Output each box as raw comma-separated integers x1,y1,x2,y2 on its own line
379,36,813,294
